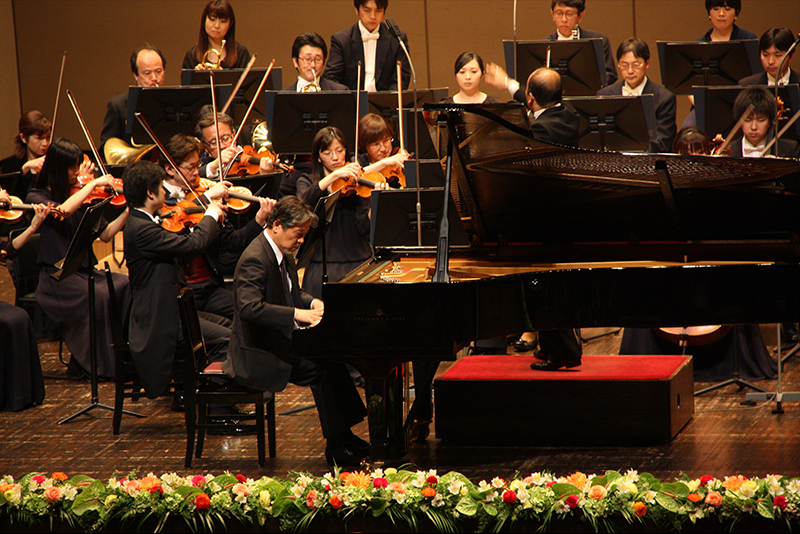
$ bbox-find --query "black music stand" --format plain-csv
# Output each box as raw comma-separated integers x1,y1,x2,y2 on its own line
128,85,232,145
295,189,341,272
265,91,367,156
564,94,656,152
55,198,118,424
181,67,283,126
403,159,446,188
503,39,607,96
657,40,762,96
694,84,800,142
369,188,467,248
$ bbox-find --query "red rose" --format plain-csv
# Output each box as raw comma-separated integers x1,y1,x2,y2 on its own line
373,477,388,489
426,475,438,485
700,475,715,487
149,486,162,495
32,475,45,486
774,495,787,509
546,481,556,488
329,495,343,509
235,474,247,483
565,494,579,509
324,484,331,491
195,493,211,510
502,490,517,504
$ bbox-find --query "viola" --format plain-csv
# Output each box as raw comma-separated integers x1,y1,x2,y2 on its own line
0,196,64,223
333,172,387,198
159,200,206,232
71,174,126,206
197,177,271,214
228,146,295,176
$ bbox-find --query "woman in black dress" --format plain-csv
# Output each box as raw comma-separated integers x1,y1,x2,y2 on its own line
25,138,129,380
442,52,503,105
183,0,251,70
1,111,51,201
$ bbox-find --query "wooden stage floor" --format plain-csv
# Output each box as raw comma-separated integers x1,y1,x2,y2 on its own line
3,262,800,484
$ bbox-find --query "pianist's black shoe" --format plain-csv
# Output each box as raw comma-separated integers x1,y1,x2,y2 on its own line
530,358,582,371
782,323,800,344
325,443,368,467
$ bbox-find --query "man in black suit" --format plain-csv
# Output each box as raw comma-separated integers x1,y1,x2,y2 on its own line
739,28,799,86
284,32,350,92
221,196,369,466
323,0,411,91
525,68,582,147
728,86,800,159
122,160,230,400
100,44,166,158
597,38,677,153
546,0,617,86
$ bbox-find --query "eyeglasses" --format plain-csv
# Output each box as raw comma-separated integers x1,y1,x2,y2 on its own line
619,62,645,71
367,138,393,151
552,10,579,19
204,134,233,148
298,56,324,65
320,147,346,158
179,161,201,174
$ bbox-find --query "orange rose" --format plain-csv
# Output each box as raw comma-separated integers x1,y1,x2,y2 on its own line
687,493,703,503
0,483,14,494
329,495,343,509
722,475,747,492
44,486,62,503
587,485,607,500
195,493,210,510
51,472,68,481
705,491,722,508
633,501,647,517
421,487,436,498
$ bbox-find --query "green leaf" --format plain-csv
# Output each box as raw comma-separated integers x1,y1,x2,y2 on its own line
455,495,479,516
71,480,105,516
659,482,690,498
757,499,774,520
655,492,680,513
482,502,498,516
368,497,388,517
550,483,582,498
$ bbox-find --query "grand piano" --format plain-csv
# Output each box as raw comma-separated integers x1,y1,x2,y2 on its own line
294,102,800,462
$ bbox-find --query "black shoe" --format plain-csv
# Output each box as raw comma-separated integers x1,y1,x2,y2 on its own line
344,431,370,452
170,396,185,412
530,358,582,371
782,323,800,344
325,443,368,466
206,421,258,436
409,420,430,443
209,404,253,417
511,339,537,352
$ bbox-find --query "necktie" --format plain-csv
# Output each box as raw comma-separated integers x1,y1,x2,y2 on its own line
362,33,379,42
279,259,294,307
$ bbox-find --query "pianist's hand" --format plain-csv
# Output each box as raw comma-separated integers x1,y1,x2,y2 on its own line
297,305,324,326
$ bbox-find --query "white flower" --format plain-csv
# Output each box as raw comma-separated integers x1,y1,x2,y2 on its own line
617,481,638,495
687,479,701,492
371,468,384,479
290,485,304,498
644,490,657,504
786,479,800,494
485,491,499,502
742,501,755,514
209,481,222,492
477,480,492,492
432,493,446,507
107,478,121,490
448,480,465,495
740,481,758,499
517,488,530,502
554,500,570,514
766,475,784,496
491,477,505,489
393,492,407,504
529,473,549,486
63,485,77,501
624,469,639,483
323,473,335,483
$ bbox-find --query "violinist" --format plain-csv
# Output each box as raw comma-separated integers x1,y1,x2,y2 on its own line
356,113,408,186
123,160,234,404
0,193,50,411
194,111,275,178
100,44,166,156
739,28,799,86
296,126,387,300
1,111,51,200
183,0,251,70
726,86,800,159
160,134,274,319
25,138,130,381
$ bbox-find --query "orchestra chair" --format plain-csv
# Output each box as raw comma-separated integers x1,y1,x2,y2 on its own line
7,228,65,367
104,263,182,434
178,287,276,468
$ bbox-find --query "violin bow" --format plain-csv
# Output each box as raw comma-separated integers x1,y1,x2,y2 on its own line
354,61,362,163
220,53,257,115
134,112,209,210
396,61,405,154
66,90,111,185
208,70,223,182
230,59,275,147
50,51,67,142
714,104,754,156
760,107,800,158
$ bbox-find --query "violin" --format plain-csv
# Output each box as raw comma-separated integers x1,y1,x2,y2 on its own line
332,171,388,198
196,177,270,214
0,196,64,223
70,174,126,207
159,200,205,233
655,325,732,348
227,146,295,176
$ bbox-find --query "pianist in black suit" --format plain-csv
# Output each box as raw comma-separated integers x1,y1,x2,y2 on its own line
518,68,584,371
738,28,799,86
597,38,677,153
221,196,369,466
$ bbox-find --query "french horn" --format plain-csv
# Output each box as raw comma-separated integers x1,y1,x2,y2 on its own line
103,137,157,165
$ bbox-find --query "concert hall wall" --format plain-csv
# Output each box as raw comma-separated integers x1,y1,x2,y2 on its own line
3,1,797,158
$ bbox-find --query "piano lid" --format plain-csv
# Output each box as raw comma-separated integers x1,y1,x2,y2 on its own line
424,102,800,251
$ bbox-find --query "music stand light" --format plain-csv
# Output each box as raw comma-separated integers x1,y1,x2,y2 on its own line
694,84,800,142
128,85,233,145
656,40,762,96
503,39,607,96
265,90,368,156
181,67,283,126
564,94,656,152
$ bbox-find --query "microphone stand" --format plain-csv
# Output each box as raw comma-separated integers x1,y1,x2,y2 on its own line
385,19,422,246
773,35,800,156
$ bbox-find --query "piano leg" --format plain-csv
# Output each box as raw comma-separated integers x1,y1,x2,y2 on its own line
364,364,408,464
